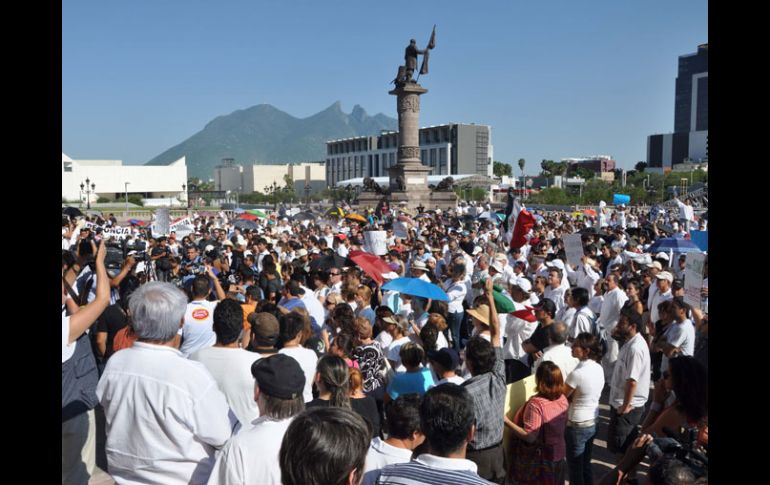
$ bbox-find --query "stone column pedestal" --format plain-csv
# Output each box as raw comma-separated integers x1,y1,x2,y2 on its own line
357,82,457,212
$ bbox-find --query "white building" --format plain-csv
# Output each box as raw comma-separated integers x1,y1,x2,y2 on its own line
213,159,327,195
62,153,188,205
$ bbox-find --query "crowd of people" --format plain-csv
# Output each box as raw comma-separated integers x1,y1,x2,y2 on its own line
62,194,708,485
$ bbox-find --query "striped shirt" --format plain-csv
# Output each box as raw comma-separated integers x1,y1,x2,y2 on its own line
368,454,494,485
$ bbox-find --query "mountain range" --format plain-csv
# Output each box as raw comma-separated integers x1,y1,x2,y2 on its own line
145,102,398,179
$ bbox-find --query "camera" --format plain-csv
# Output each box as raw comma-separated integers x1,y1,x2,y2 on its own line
646,427,708,478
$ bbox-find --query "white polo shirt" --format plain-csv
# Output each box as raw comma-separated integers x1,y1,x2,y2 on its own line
180,300,218,357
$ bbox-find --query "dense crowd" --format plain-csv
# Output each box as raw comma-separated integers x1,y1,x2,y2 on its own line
62,194,708,485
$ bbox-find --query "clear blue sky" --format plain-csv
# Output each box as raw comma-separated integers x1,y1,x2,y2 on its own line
63,0,707,172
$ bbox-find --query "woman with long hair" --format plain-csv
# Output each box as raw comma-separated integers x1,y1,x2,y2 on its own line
505,361,569,485
623,280,645,316
349,367,381,438
564,333,605,485
641,355,708,442
307,355,351,409
329,333,360,369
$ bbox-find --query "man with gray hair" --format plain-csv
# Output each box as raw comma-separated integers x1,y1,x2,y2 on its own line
96,282,235,485
532,320,579,380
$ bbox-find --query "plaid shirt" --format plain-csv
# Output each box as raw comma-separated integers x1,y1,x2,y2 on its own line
462,347,506,450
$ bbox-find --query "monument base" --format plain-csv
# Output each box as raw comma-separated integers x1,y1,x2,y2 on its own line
356,188,458,212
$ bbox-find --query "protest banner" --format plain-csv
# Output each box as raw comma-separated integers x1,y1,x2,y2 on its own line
364,231,388,255
102,227,131,240
683,252,706,310
563,233,584,268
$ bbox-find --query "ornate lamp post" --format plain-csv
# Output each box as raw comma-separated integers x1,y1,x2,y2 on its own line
182,184,189,209
80,178,95,210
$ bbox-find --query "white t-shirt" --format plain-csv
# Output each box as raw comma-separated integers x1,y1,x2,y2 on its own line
362,437,414,475
207,417,292,485
180,300,219,357
278,346,318,403
387,336,412,373
503,308,538,363
661,319,696,373
375,329,394,349
534,344,579,381
189,347,261,428
435,375,466,386
565,359,605,422
62,315,76,363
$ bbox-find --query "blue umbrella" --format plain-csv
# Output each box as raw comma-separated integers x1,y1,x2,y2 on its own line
233,208,245,214
381,277,449,301
647,237,702,254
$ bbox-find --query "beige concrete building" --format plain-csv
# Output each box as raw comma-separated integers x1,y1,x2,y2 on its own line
213,159,326,195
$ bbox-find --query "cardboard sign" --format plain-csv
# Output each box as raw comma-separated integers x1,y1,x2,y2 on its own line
154,208,170,236
683,252,706,310
364,231,388,256
563,233,584,268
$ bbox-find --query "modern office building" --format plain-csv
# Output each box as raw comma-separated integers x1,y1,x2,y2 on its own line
647,44,708,172
325,123,493,186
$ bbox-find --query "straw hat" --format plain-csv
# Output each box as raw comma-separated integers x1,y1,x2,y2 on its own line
466,304,492,326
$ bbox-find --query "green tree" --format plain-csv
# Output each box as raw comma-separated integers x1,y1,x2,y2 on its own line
540,159,556,177
517,158,526,174
635,161,647,172
493,161,512,177
575,167,595,180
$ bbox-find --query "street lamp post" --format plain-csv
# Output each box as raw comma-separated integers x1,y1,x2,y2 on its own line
181,184,188,210
80,178,96,210
304,183,311,206
124,182,130,214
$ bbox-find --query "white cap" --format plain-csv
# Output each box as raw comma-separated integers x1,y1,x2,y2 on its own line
656,271,674,283
655,251,670,261
205,245,215,253
472,246,483,255
545,259,566,271
489,261,504,274
510,276,532,293
411,260,427,271
296,248,308,257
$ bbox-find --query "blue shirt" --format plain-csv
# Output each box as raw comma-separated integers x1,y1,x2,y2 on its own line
387,368,435,400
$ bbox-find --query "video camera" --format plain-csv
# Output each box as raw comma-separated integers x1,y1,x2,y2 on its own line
646,426,708,479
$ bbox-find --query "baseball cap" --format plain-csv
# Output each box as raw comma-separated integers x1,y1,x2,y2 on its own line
222,240,234,247
472,246,483,255
251,354,306,400
656,271,674,283
427,348,460,371
655,252,670,261
534,298,557,315
489,261,504,274
545,259,566,271
646,261,663,271
248,312,280,346
510,276,532,293
296,248,308,257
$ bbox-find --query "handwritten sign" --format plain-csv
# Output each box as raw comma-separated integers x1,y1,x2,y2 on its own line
683,252,706,310
563,233,584,268
364,231,388,255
